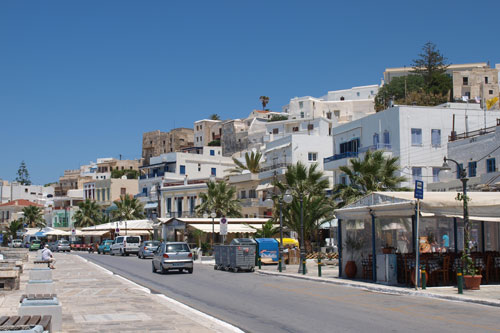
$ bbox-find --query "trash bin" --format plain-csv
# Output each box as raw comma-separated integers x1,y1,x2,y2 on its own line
255,238,279,265
214,238,256,272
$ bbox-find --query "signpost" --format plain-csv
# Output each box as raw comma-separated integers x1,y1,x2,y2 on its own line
414,180,424,290
220,217,227,244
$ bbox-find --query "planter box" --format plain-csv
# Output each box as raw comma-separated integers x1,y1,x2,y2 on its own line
464,275,481,290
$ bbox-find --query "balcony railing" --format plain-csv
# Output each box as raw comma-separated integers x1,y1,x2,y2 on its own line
324,151,358,163
449,119,500,142
358,143,392,153
259,162,292,173
324,144,392,163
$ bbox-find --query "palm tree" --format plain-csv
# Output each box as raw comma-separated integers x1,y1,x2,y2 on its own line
259,96,270,109
333,150,408,207
274,162,334,251
229,151,262,174
7,219,24,241
209,114,220,120
245,219,279,238
74,199,102,228
22,205,45,229
112,195,145,221
196,180,242,217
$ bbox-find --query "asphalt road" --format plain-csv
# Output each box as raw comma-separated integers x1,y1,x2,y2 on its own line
78,252,499,333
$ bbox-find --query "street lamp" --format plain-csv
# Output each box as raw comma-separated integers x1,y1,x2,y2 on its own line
441,156,470,291
264,188,293,272
209,211,216,247
298,193,307,275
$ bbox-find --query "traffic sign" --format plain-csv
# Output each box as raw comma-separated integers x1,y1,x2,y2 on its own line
72,229,76,236
414,180,424,199
220,217,227,236
115,228,120,233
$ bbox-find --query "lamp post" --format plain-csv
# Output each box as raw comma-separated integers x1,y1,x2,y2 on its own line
264,188,293,272
210,211,216,246
156,182,161,219
441,156,469,293
298,194,307,275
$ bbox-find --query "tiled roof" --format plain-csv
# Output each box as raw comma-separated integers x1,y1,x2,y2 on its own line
0,199,43,208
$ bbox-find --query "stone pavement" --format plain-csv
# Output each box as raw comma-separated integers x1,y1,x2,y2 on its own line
255,259,500,308
0,252,241,332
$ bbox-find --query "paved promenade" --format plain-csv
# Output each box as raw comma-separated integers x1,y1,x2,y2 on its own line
0,252,240,332
255,260,500,307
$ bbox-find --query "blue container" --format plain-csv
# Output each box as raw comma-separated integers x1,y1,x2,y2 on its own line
255,238,279,263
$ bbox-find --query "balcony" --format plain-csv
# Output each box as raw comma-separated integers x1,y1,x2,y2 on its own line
323,151,358,164
239,198,261,207
358,143,392,153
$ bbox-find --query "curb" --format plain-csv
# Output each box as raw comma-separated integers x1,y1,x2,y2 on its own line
256,270,500,308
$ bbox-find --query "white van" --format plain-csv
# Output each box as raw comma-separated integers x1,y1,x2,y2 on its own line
110,236,141,256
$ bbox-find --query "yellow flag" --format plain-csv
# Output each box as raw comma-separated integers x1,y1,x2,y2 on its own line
487,97,499,110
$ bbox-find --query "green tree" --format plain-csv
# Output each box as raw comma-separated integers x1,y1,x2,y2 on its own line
229,151,262,174
411,41,449,92
333,150,408,207
209,114,221,120
111,169,139,179
245,219,280,238
7,219,24,240
267,114,289,122
207,139,221,146
375,75,425,111
196,180,242,217
274,162,335,251
16,161,31,185
112,195,145,221
74,199,102,228
22,205,45,229
259,96,270,109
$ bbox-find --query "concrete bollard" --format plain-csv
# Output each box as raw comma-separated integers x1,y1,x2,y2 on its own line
29,267,53,281
19,296,62,332
26,280,55,295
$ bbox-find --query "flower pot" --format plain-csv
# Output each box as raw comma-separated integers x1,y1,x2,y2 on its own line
463,275,481,290
345,260,357,278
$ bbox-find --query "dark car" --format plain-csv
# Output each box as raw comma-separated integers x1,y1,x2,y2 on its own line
137,240,160,259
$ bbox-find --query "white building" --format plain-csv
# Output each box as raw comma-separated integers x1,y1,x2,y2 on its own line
194,119,222,147
282,85,379,123
0,181,54,206
428,120,500,192
324,103,500,189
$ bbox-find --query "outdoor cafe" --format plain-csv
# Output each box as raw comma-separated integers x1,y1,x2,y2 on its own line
335,192,500,287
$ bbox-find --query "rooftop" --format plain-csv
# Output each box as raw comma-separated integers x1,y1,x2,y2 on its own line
0,199,43,208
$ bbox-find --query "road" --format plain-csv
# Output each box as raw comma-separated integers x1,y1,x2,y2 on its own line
78,253,499,333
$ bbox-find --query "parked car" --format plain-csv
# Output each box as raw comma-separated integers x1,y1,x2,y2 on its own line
29,239,42,251
152,242,193,274
110,236,141,256
137,240,160,259
11,239,23,248
50,239,71,252
98,240,114,254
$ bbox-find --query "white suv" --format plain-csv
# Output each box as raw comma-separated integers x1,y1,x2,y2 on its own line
110,236,141,256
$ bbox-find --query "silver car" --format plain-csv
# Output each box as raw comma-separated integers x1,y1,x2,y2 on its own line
51,239,71,252
152,242,193,274
138,240,160,259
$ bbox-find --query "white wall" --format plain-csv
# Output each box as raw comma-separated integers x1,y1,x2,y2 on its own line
0,183,54,205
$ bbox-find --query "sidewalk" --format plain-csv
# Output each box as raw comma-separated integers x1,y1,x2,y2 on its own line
0,252,241,333
256,260,500,308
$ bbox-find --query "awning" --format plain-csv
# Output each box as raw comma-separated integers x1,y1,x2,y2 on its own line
256,184,274,191
45,229,70,236
79,230,110,236
188,223,258,234
82,219,154,231
144,202,158,209
116,230,152,236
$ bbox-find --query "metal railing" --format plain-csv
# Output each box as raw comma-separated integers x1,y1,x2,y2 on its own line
358,143,392,153
449,119,500,142
323,151,358,163
259,162,292,173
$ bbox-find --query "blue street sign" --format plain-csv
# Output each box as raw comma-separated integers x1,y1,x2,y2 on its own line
414,180,424,199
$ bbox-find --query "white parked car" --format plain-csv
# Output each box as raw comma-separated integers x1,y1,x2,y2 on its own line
110,236,141,256
11,239,23,248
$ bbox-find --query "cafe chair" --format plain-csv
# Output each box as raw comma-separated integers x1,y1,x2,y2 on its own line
432,255,450,286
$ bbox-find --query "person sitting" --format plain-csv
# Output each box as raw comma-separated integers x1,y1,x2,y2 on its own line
41,244,56,269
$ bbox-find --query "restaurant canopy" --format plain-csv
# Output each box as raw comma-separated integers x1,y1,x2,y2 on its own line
157,217,271,234
335,191,500,221
82,219,154,231
188,224,258,233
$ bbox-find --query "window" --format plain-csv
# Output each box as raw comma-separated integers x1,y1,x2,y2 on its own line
249,189,256,198
299,101,303,109
326,112,332,120
211,168,216,176
107,188,110,201
373,133,379,146
300,112,304,118
142,187,148,195
340,175,347,185
431,129,441,147
240,190,247,199
102,189,106,201
292,127,299,132
97,190,100,201
356,92,360,97
339,138,359,154
307,124,314,130
463,77,468,85
308,152,317,161
485,77,489,84
198,164,201,172
272,128,279,134
486,158,496,173
120,188,126,195
468,161,477,177
180,165,186,174
432,167,440,182
411,128,422,146
412,167,422,182
489,90,494,95
334,110,340,118
210,149,215,156
383,131,390,145
167,198,171,213
457,163,463,179
163,140,166,145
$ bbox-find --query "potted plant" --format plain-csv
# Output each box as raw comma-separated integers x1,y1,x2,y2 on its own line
462,250,481,290
344,234,364,279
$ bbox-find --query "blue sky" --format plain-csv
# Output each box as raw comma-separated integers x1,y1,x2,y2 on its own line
1,0,499,185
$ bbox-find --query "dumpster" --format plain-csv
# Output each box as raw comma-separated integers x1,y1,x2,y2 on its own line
255,238,279,264
214,238,256,272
